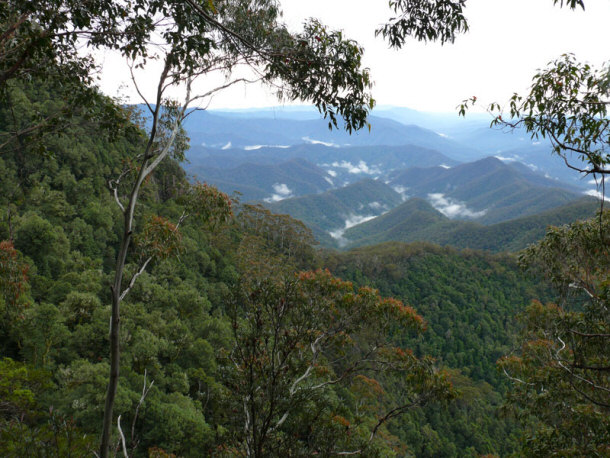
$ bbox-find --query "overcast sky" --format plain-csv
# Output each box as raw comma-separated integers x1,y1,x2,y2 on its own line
97,0,610,113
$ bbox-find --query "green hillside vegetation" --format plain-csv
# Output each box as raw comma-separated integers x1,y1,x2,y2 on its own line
343,196,599,251
323,242,553,455
4,81,433,456
2,2,607,457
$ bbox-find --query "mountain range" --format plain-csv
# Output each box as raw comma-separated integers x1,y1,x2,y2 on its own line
183,106,603,251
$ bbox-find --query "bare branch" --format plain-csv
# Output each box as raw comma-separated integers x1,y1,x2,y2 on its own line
119,257,152,302
569,330,610,338
130,369,154,451
129,61,153,115
117,415,128,458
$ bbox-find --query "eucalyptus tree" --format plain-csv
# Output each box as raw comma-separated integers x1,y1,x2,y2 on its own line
223,269,454,457
498,212,610,455
91,1,374,456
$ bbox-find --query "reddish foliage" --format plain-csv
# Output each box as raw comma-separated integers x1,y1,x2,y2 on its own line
0,240,29,313
137,215,183,260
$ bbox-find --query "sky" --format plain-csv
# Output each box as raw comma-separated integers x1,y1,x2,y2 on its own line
97,0,610,113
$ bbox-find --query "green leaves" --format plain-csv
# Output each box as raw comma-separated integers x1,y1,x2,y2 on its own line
503,212,610,455
463,54,609,179
135,215,183,261
377,0,469,48
184,183,233,228
222,268,454,455
265,19,374,134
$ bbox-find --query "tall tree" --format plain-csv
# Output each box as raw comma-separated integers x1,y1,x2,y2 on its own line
499,212,609,455
91,1,374,456
222,269,454,457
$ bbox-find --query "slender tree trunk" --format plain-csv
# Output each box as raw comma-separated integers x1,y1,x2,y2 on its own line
98,62,186,456
100,218,132,457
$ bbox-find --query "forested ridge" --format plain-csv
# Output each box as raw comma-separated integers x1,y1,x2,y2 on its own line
2,78,603,457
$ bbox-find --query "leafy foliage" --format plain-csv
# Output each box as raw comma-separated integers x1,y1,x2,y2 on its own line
221,269,454,456
0,240,29,325
461,55,609,180
325,242,553,456
378,0,585,50
0,78,549,456
499,212,610,456
378,0,468,48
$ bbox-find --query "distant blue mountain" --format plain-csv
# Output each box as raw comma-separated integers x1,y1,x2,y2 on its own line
182,110,477,160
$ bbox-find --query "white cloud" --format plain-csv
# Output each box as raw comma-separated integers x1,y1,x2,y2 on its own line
327,170,337,177
368,201,383,210
439,164,451,169
264,183,294,202
302,136,339,147
526,163,539,171
221,141,232,150
437,132,449,138
329,213,377,247
427,193,487,219
584,189,610,202
244,144,290,150
495,155,517,162
324,176,334,185
393,185,409,201
330,160,381,175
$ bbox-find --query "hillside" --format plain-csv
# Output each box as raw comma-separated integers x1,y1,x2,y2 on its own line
388,156,582,224
187,157,334,202
343,196,600,251
264,178,403,244
186,143,459,190
4,76,606,458
324,242,553,455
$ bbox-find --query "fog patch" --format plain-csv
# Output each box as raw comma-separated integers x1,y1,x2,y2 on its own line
244,144,290,150
495,155,517,162
264,183,294,202
329,213,377,247
302,136,339,147
331,160,381,175
393,185,409,201
428,193,487,219
526,163,539,171
584,189,609,202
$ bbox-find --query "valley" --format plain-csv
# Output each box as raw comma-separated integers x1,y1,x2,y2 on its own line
185,106,601,251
